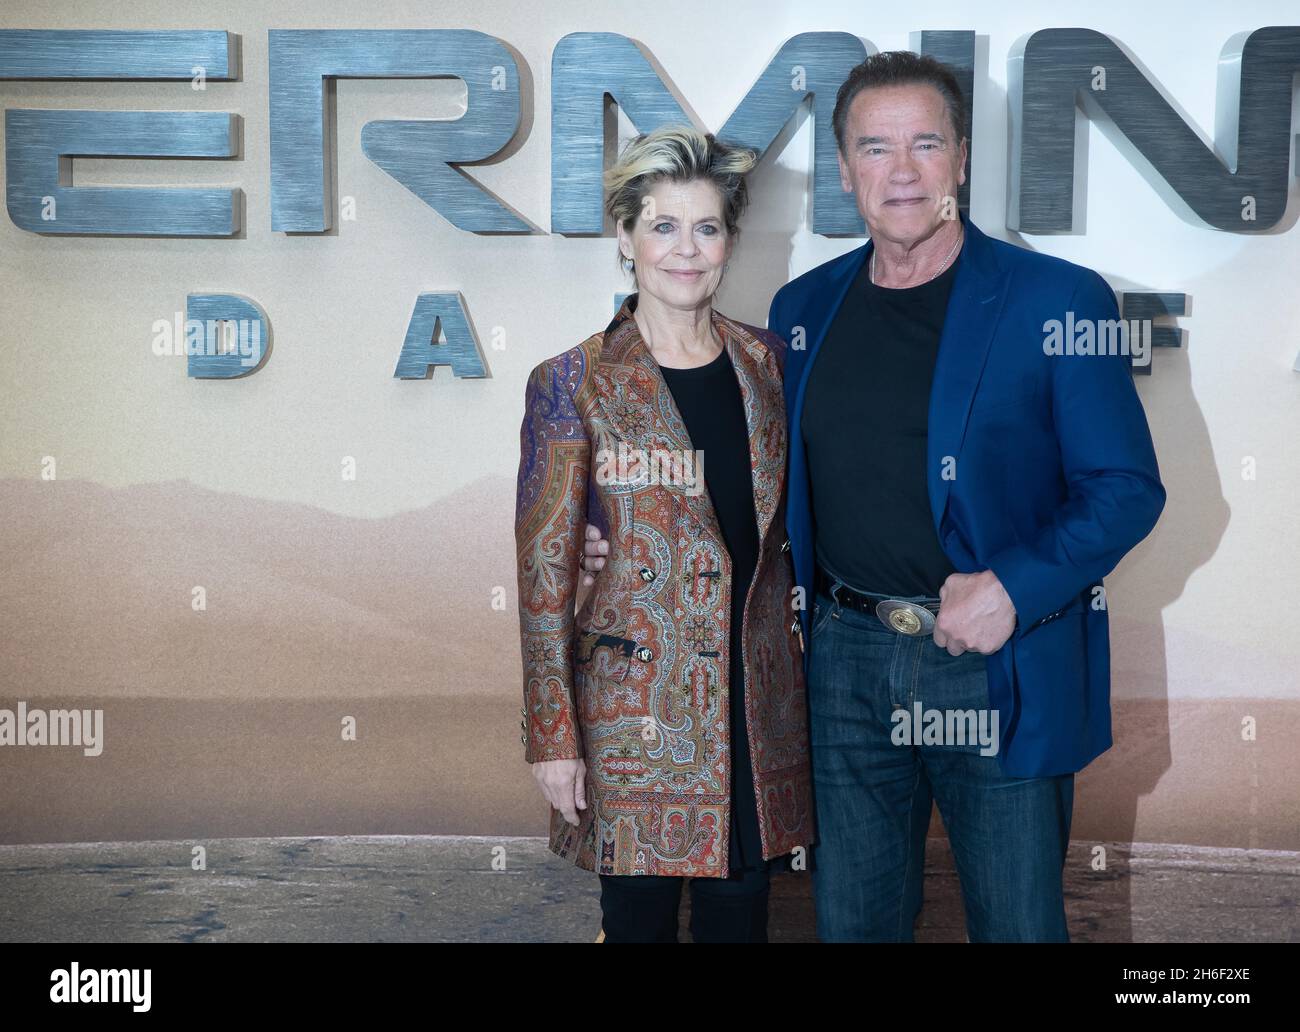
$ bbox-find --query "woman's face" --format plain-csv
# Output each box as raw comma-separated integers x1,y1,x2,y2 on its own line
618,177,733,310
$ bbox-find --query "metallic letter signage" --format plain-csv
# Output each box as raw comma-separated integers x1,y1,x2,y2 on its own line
0,29,240,236
1009,26,1300,232
186,294,270,378
552,31,870,235
393,293,487,379
268,29,525,234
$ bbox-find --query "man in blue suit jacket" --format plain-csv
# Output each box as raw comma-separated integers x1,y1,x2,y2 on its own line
766,52,1164,941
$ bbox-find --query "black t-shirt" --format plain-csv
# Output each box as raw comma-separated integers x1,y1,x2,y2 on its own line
659,347,765,874
800,249,961,597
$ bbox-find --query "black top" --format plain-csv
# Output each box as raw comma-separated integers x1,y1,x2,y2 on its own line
800,248,961,598
659,346,766,874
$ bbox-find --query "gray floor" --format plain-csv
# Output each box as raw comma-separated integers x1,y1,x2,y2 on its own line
1,836,1295,942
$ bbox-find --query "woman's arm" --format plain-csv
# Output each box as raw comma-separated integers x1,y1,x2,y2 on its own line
515,352,590,764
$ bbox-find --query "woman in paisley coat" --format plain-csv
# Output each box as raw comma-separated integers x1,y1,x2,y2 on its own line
514,125,814,942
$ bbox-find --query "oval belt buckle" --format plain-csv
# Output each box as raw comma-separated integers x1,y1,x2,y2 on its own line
875,599,935,636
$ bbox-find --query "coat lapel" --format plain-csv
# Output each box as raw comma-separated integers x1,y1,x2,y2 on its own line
716,309,785,549
788,241,871,453
593,294,785,548
926,214,1011,541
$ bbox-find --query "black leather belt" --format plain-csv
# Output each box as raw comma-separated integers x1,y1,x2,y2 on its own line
814,566,941,636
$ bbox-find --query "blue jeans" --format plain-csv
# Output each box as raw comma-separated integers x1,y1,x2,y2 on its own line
807,578,1074,942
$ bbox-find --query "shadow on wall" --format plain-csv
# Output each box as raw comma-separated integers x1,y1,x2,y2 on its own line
968,38,1242,940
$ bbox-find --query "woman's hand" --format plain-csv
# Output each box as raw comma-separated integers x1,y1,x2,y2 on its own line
532,758,588,826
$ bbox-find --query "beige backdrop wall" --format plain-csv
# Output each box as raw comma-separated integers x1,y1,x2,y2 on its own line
1,0,1297,853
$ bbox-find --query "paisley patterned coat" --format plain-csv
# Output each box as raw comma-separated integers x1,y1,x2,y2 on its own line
514,293,815,878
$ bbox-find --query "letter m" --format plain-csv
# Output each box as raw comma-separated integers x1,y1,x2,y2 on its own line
550,32,869,235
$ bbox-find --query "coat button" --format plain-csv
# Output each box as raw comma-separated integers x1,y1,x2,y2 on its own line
780,538,791,553
639,567,655,582
789,618,799,635
520,733,527,744
634,646,653,662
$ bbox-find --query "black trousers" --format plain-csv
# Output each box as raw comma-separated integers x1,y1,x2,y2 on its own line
598,864,771,943
599,623,774,942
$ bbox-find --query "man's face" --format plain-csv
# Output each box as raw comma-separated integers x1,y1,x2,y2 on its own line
837,83,968,246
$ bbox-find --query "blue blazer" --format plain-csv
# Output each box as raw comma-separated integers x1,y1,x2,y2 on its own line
768,213,1165,777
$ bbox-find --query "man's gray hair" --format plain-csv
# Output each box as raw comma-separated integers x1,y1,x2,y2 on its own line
832,51,966,152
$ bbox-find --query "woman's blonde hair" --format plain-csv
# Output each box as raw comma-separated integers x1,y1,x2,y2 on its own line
603,125,758,272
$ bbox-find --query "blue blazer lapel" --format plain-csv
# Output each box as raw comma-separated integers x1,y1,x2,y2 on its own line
788,240,871,455
784,240,869,630
926,215,1011,549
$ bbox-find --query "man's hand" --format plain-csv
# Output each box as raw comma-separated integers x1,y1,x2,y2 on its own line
933,570,1016,656
580,522,608,587
532,757,588,826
